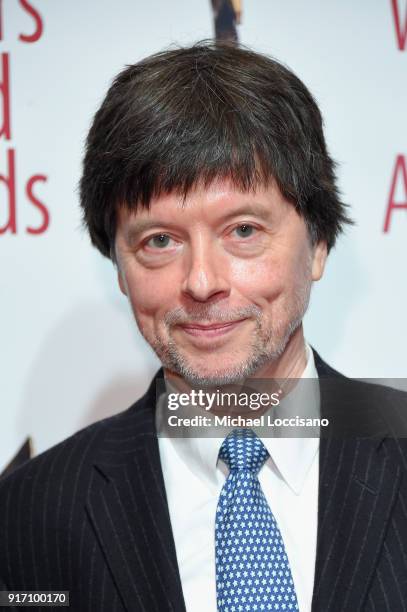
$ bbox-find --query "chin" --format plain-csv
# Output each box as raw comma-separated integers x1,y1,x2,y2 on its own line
181,370,247,388
174,353,272,388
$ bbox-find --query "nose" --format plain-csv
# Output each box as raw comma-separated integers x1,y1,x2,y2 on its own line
181,236,230,302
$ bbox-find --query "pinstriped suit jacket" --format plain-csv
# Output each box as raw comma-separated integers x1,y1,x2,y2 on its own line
1,351,407,612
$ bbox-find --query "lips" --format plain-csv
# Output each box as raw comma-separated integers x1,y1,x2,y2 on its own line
178,319,246,338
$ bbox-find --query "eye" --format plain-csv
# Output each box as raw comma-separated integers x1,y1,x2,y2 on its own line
146,234,172,249
233,224,256,238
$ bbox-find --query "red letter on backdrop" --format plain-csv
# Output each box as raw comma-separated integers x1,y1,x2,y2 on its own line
25,174,49,234
383,155,407,232
391,0,407,50
0,148,17,234
18,0,43,43
0,53,11,140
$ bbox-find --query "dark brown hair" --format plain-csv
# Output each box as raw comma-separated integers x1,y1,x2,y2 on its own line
80,41,351,259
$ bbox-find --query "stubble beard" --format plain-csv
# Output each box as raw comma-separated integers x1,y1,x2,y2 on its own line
137,279,312,387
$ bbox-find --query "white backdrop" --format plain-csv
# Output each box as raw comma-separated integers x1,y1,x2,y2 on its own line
1,0,406,472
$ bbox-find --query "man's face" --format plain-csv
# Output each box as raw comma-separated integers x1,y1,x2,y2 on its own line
115,179,327,386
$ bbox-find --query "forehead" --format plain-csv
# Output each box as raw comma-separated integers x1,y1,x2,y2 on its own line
116,178,294,230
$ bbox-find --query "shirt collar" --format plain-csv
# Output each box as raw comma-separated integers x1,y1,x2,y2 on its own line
260,346,320,494
156,343,320,495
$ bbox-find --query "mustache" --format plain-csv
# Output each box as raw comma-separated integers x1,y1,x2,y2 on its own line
164,305,262,326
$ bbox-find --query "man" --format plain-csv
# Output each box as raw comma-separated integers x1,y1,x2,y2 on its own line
1,42,406,612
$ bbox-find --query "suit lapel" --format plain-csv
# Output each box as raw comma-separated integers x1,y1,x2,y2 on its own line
312,436,401,611
312,353,401,611
86,374,186,612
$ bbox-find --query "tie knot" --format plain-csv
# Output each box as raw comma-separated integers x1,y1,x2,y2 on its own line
218,428,269,474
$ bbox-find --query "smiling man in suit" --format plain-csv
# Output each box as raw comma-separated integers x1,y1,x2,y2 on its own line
1,42,407,612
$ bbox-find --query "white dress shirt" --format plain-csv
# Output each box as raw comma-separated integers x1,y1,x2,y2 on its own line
156,345,320,612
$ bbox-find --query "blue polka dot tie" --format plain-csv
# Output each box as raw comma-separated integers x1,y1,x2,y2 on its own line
215,428,299,611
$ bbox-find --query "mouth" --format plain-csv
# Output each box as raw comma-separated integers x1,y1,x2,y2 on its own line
177,319,247,339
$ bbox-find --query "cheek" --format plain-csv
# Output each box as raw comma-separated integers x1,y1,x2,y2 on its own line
229,246,310,306
125,268,177,323
229,256,284,303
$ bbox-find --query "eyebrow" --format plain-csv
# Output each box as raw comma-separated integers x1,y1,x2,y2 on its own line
214,202,273,223
123,202,273,245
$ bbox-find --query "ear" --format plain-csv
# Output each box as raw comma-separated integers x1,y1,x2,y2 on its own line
311,241,328,281
117,270,128,296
